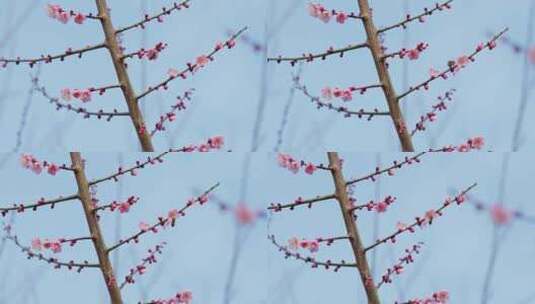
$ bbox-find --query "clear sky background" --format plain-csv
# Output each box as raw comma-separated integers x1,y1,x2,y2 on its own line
0,152,534,303
0,0,533,151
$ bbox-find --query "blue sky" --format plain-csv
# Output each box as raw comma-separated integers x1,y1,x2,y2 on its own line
0,152,534,303
0,0,534,151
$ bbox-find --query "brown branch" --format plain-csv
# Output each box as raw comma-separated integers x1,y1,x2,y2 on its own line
268,193,336,211
358,0,414,151
268,42,368,65
70,152,124,304
327,152,381,304
1,193,79,216
58,236,94,245
95,0,154,151
377,0,454,34
0,43,106,68
115,0,192,34
316,235,351,244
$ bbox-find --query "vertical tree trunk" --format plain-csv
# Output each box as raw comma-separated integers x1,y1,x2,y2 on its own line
94,0,154,152
70,152,124,304
327,152,381,304
357,0,415,152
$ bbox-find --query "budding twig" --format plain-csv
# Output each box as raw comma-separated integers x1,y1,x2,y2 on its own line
115,0,192,34
378,0,454,33
0,43,106,68
268,42,368,65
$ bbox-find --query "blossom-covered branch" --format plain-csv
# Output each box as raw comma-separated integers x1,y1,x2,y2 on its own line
137,27,247,101
269,234,357,271
106,183,219,252
364,183,477,252
398,29,508,100
293,75,390,120
34,77,129,121
3,228,99,272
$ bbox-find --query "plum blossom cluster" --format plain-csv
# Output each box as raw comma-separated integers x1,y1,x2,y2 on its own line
308,3,352,24
288,237,320,253
387,42,429,61
432,137,485,152
277,153,321,174
31,238,63,253
61,88,93,103
176,136,225,152
358,195,397,213
321,84,383,102
97,196,140,214
131,42,168,61
46,4,87,25
20,154,63,175
145,291,193,304
401,290,450,304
